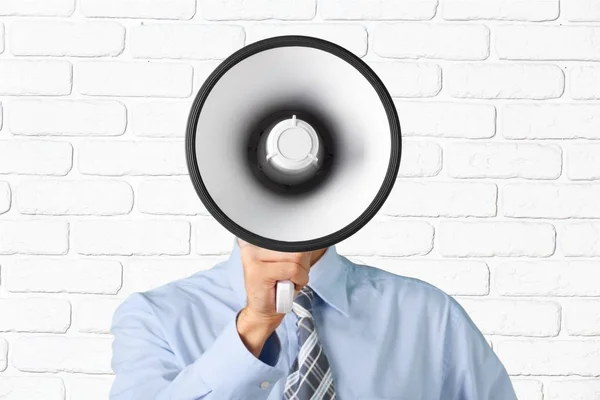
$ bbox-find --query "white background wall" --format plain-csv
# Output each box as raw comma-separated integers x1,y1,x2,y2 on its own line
0,0,599,399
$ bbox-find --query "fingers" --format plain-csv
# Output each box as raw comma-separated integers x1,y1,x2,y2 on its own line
239,238,312,296
268,263,310,287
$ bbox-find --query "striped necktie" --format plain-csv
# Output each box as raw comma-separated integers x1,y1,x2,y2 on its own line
284,286,336,400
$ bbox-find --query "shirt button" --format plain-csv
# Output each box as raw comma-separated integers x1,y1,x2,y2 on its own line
260,381,271,389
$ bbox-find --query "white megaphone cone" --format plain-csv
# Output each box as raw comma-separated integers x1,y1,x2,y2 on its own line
186,36,402,313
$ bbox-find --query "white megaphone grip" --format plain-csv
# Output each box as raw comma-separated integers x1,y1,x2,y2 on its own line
276,280,294,313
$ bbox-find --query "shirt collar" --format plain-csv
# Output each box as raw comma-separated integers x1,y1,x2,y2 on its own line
226,238,350,317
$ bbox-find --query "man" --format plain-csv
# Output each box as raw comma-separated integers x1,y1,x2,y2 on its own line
110,238,517,399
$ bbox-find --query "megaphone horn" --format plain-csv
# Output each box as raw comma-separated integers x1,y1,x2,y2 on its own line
186,35,402,313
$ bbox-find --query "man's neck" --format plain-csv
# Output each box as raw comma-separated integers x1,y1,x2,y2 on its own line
310,248,327,267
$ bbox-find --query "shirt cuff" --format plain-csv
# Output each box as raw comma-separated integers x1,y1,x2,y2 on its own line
190,315,286,399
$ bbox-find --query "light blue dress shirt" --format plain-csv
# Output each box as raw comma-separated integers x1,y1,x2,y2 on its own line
110,239,517,400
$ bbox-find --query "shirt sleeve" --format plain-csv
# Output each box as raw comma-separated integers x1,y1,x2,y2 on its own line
109,293,286,400
441,300,518,400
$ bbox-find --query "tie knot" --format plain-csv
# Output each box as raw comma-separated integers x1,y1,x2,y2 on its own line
293,286,315,318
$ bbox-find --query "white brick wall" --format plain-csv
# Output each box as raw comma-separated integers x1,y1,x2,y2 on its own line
0,298,71,333
66,376,114,400
9,20,125,57
80,0,196,20
9,100,126,136
4,259,122,294
0,377,65,400
0,3,599,399
443,63,564,99
0,60,72,95
442,0,559,21
570,66,600,99
0,339,7,371
130,24,245,60
77,61,193,98
13,336,113,373
374,23,490,60
0,1,74,17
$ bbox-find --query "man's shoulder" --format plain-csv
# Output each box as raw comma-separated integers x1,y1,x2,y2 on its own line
114,260,234,320
345,257,466,317
347,257,451,299
345,257,481,335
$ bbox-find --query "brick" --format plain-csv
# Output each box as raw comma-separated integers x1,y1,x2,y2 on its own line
562,0,600,21
496,26,600,61
0,60,71,95
16,180,133,216
10,21,124,57
0,23,4,54
502,104,600,139
0,0,74,16
338,219,433,256
397,140,441,177
321,0,437,20
0,141,72,175
368,61,441,97
443,0,558,21
13,336,112,373
395,101,495,138
504,183,600,219
444,63,563,99
446,142,561,180
75,298,121,334
0,298,70,333
195,218,236,255
496,340,600,376
131,24,244,60
382,181,497,217
496,261,600,296
138,179,208,215
247,24,367,57
0,377,65,400
78,141,186,176
560,222,600,257
0,220,68,255
130,101,190,137
511,380,543,400
571,66,600,100
66,377,113,400
438,222,555,257
9,100,126,136
81,0,195,19
374,23,489,60
4,258,122,294
0,181,10,214
564,300,600,336
77,61,192,98
353,258,489,296
458,299,560,337
0,338,6,371
549,380,600,400
123,257,224,294
201,0,315,20
73,220,190,256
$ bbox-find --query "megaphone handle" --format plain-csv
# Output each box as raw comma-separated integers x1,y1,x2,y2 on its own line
276,280,294,313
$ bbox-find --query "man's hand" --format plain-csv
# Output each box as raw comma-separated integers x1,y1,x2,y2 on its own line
236,239,311,357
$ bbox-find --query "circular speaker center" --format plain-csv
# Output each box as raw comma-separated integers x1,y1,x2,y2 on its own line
277,127,312,160
255,114,326,187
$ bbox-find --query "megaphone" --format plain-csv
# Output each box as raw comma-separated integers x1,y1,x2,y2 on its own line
186,36,402,313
